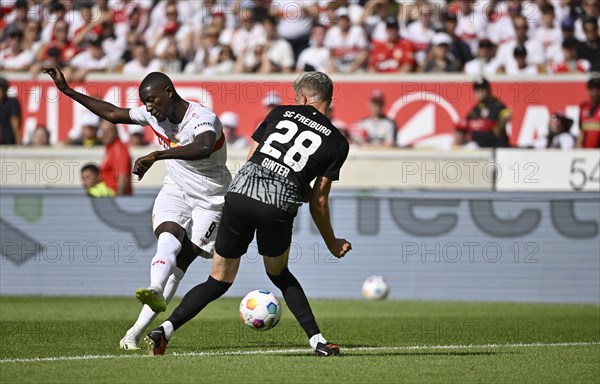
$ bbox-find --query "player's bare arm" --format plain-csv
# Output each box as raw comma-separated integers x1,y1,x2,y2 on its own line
309,176,352,258
42,66,134,124
133,131,217,180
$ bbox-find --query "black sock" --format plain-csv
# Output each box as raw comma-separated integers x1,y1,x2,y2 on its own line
267,268,320,338
168,276,232,330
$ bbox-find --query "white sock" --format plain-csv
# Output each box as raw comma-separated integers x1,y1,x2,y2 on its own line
125,268,185,341
149,232,182,294
309,333,327,351
161,321,174,341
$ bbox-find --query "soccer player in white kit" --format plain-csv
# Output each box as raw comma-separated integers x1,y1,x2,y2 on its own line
43,68,231,350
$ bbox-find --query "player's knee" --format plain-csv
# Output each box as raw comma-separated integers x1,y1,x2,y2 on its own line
154,222,186,242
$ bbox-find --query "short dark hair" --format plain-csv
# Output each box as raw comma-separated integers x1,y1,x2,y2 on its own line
139,72,174,93
81,163,100,174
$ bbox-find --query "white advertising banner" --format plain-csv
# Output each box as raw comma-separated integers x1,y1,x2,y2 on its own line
495,149,600,192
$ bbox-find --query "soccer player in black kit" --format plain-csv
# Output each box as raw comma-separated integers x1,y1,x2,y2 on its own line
146,72,352,357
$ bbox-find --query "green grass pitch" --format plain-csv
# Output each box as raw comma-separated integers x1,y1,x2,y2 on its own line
0,297,598,383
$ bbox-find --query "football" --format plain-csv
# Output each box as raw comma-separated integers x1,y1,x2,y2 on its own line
362,275,390,300
239,290,282,331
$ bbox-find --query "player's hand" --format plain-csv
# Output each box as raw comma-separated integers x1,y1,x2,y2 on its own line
133,152,157,181
42,66,70,94
327,238,352,259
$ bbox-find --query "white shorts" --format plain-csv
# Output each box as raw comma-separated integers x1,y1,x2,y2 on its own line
152,183,223,257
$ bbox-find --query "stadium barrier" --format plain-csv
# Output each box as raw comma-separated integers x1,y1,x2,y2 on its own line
1,189,598,303
2,147,598,191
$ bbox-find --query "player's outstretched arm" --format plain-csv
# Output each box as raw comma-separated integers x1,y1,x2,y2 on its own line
133,131,217,180
309,176,352,258
42,67,134,124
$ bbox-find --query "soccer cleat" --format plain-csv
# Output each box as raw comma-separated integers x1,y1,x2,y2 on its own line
119,336,140,350
144,326,169,356
314,342,340,357
136,287,167,313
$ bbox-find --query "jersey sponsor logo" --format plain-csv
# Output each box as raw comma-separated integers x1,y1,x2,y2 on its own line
152,259,166,266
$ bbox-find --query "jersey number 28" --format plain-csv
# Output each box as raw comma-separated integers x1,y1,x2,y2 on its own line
260,120,322,172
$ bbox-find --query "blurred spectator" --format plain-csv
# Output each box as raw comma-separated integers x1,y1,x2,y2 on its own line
369,16,414,73
534,112,576,150
454,0,487,54
485,0,517,46
122,42,161,74
202,44,235,75
63,34,109,81
404,2,436,65
464,38,502,76
328,101,352,143
577,18,600,69
68,111,102,147
72,2,105,47
40,2,67,44
496,16,545,72
548,37,591,73
0,26,35,71
99,19,127,71
576,77,600,149
296,24,330,72
219,111,250,149
454,78,511,148
36,20,78,65
575,0,600,41
273,0,317,60
120,30,143,63
147,0,193,44
422,32,461,73
185,26,222,73
22,20,42,58
360,0,396,43
114,4,148,39
0,77,22,145
546,17,577,64
533,3,562,58
228,6,265,60
29,125,51,146
81,163,116,198
325,7,369,73
441,10,473,70
1,0,29,44
354,90,396,147
257,16,295,74
100,120,132,196
151,3,193,62
505,45,539,75
128,127,149,147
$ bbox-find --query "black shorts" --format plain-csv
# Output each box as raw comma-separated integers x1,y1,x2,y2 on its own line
215,192,296,258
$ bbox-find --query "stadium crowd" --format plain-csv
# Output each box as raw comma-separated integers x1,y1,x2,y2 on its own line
1,0,599,76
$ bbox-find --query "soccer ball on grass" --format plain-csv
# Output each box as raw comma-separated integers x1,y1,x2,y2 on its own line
362,275,389,300
239,290,282,331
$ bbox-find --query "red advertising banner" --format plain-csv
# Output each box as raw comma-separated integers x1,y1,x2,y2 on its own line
7,78,589,148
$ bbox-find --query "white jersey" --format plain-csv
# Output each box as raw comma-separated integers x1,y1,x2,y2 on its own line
129,102,231,209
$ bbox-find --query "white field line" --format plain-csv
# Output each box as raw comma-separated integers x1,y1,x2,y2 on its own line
1,341,598,364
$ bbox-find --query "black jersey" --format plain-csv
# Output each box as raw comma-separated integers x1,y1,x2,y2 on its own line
228,105,349,213
459,96,510,148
